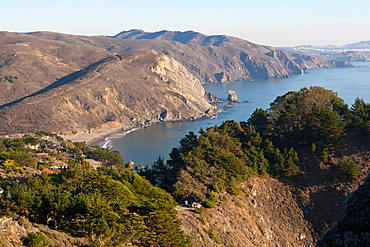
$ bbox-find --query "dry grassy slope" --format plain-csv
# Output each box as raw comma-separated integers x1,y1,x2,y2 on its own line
178,177,315,247
27,31,351,84
0,50,216,135
0,32,113,105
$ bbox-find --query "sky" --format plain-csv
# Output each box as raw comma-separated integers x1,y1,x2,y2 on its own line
1,0,370,47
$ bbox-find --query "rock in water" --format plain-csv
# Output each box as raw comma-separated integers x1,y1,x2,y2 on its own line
227,90,243,103
126,161,135,170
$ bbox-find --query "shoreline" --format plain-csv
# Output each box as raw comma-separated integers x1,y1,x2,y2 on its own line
62,108,221,147
62,117,218,147
62,127,126,146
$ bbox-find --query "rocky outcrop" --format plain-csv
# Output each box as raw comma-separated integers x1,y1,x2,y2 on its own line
227,90,243,103
323,51,369,62
0,50,216,135
317,176,370,247
0,216,86,247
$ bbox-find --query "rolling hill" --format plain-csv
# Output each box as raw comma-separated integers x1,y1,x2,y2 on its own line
29,30,352,83
0,30,352,136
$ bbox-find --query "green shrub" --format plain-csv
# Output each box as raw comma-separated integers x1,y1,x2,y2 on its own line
206,191,218,201
208,226,221,244
226,186,241,196
5,75,14,83
203,199,215,208
199,217,206,225
22,232,50,247
338,160,360,180
331,175,339,184
194,207,203,214
311,143,317,155
320,148,329,161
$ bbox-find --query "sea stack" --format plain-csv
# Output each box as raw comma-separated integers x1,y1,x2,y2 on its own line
227,90,243,103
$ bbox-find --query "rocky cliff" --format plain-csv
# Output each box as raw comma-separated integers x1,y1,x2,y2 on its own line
317,175,370,247
0,48,216,135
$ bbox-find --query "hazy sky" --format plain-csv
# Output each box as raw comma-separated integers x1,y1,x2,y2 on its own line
1,0,369,47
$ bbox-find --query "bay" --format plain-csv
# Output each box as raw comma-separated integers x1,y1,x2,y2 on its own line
105,62,370,166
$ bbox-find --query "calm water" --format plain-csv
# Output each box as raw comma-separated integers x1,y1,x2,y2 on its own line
104,62,370,166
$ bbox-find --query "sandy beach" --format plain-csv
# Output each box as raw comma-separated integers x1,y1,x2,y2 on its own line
62,127,125,145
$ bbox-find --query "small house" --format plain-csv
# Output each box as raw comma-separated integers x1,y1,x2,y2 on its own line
85,159,102,170
36,153,49,159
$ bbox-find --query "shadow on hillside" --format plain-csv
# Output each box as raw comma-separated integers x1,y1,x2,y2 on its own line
0,70,86,109
0,56,118,109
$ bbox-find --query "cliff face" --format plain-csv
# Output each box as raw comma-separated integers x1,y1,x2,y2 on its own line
0,50,216,135
317,176,370,247
178,177,315,247
28,30,353,84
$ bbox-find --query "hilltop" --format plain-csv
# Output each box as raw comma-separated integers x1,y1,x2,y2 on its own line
0,41,216,135
0,30,352,136
29,30,352,83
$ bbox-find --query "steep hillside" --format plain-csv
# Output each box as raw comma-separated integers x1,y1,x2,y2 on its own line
0,50,216,135
178,176,315,247
140,87,370,245
173,130,370,246
28,31,352,83
317,175,370,247
0,32,112,105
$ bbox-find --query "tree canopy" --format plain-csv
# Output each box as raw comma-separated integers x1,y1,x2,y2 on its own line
142,86,367,205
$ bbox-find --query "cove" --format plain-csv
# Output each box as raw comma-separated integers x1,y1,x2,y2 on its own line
104,62,370,166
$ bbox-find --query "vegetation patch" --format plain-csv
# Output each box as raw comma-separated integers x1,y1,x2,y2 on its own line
141,86,370,207
208,226,221,244
338,159,360,180
22,232,50,247
0,133,191,246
